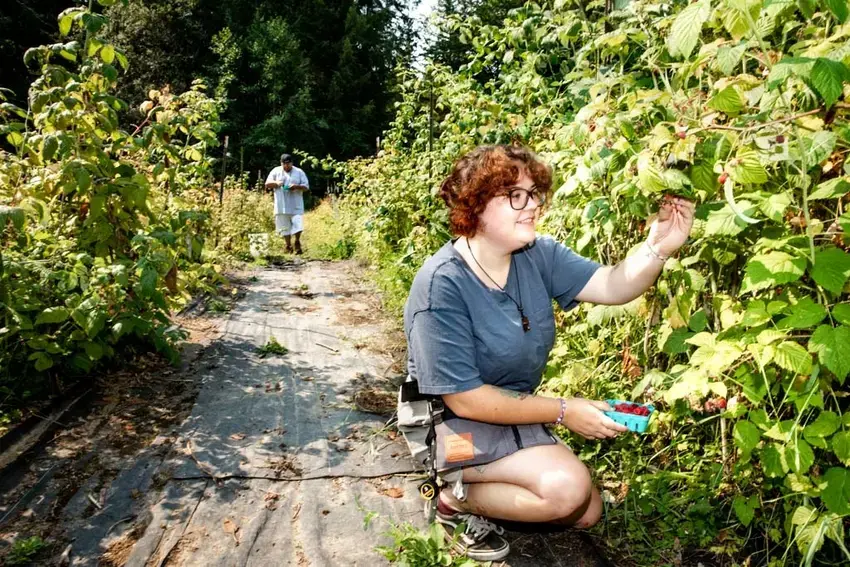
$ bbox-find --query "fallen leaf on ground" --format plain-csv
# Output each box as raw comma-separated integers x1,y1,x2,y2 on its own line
229,433,246,440
223,517,241,545
379,487,404,499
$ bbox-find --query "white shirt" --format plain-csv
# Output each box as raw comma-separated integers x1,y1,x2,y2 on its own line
266,166,309,215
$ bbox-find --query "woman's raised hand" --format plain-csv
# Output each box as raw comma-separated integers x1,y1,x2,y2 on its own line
647,195,695,257
562,398,629,439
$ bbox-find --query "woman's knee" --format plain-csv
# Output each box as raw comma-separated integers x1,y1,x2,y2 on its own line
571,486,603,528
536,462,593,519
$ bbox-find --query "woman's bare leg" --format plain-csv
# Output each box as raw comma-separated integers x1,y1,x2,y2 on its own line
440,444,602,528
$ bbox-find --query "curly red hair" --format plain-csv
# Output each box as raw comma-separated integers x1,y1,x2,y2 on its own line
439,145,552,237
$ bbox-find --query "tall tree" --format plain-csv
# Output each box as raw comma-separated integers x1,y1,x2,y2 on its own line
427,0,524,70
0,0,78,105
101,0,416,176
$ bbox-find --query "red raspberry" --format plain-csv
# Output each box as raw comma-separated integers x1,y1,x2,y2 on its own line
677,131,687,139
718,173,729,184
776,135,785,143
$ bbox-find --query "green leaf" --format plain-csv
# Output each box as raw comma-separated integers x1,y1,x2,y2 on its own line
774,341,813,375
760,192,792,222
805,411,841,438
30,352,54,372
734,420,762,452
810,247,850,294
59,15,73,37
690,162,718,193
776,297,826,330
808,325,850,382
7,131,24,147
85,311,107,338
768,57,815,89
792,505,818,526
833,431,850,466
689,310,708,332
708,86,745,115
661,326,695,354
809,177,850,200
742,300,771,327
715,43,747,75
75,168,91,193
832,304,850,325
822,513,847,552
705,202,755,236
824,0,850,24
86,38,102,57
761,443,789,477
115,51,129,70
42,135,59,160
84,341,103,360
636,153,665,193
786,438,815,473
35,307,70,325
805,131,837,165
795,520,827,555
100,45,115,65
722,0,759,40
689,336,743,376
798,0,817,17
0,205,25,231
667,0,712,59
730,149,768,184
140,265,157,296
733,494,756,526
810,58,848,108
821,467,850,515
741,251,807,294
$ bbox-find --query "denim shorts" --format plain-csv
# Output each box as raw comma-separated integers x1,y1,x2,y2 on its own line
434,417,558,472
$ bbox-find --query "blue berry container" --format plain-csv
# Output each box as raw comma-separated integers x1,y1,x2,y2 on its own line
604,399,655,434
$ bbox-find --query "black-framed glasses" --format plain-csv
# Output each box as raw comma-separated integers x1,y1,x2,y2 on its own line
501,186,546,210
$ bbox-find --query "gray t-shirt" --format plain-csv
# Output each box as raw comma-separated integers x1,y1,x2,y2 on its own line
404,236,601,396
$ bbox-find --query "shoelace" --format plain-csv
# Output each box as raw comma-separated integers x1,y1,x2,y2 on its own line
458,513,505,542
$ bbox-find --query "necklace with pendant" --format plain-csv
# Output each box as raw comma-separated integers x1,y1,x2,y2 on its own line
467,241,530,333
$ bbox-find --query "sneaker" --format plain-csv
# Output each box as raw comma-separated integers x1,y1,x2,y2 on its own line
436,508,510,561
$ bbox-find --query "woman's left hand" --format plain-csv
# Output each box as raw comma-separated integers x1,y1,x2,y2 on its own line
647,195,695,257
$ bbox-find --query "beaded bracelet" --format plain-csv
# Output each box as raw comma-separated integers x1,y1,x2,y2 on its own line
645,241,669,263
554,398,567,426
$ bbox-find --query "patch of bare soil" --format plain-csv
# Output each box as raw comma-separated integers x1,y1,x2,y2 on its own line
333,303,375,326
0,287,231,565
352,387,396,416
161,532,201,567
100,523,145,567
265,454,303,478
289,284,315,299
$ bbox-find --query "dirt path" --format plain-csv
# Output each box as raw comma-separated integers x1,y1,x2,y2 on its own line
1,260,608,567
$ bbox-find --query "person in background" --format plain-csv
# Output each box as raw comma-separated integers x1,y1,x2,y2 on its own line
265,153,310,254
